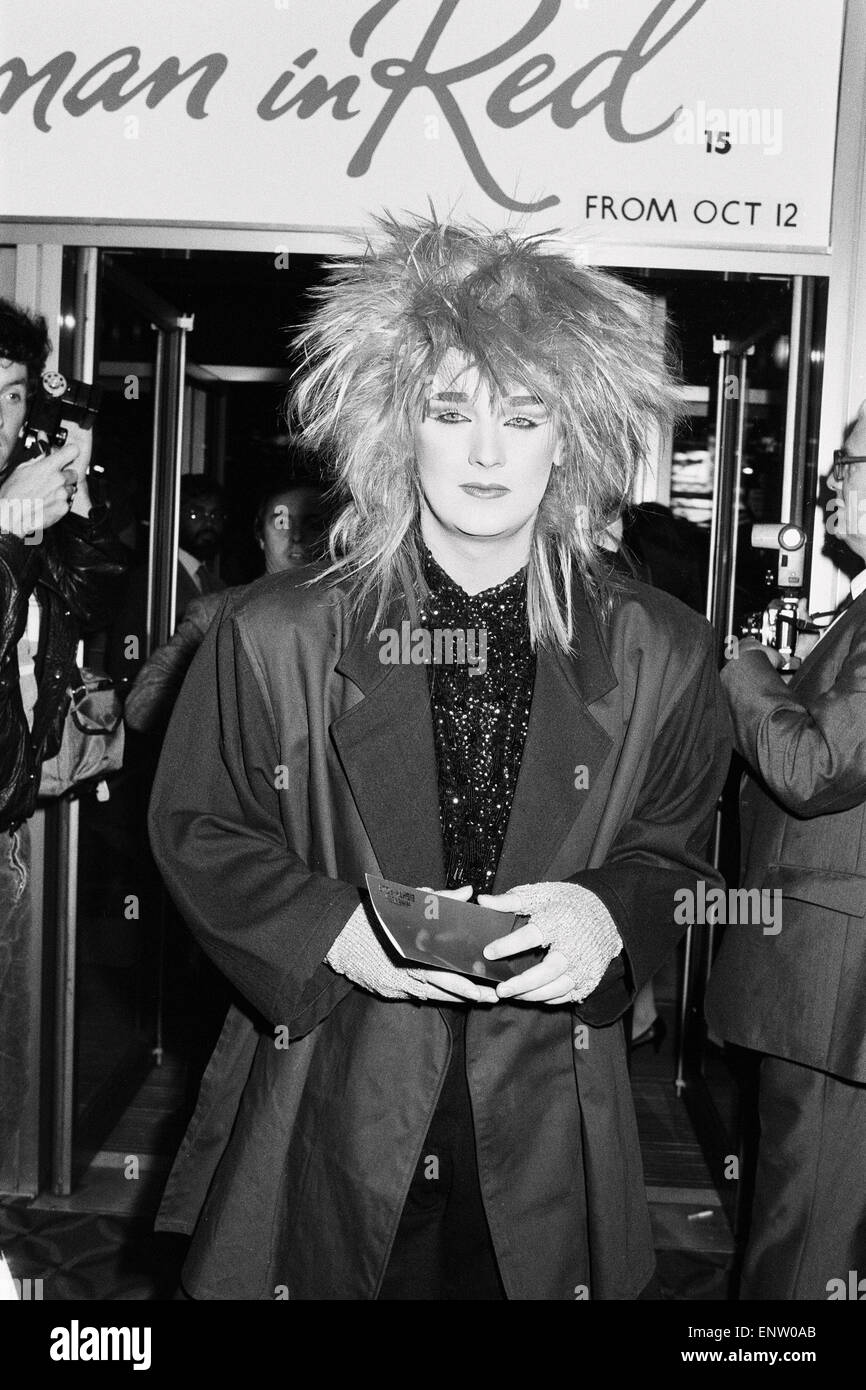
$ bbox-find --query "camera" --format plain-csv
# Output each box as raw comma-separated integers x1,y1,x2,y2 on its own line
740,522,812,670
2,370,101,482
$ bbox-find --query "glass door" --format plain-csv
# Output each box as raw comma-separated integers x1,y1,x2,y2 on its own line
49,251,191,1194
674,277,826,1228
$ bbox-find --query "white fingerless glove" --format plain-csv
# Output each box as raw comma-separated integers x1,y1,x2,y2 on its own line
326,902,432,1001
511,881,623,1002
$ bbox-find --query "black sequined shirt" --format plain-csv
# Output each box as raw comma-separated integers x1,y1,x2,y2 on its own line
420,548,537,895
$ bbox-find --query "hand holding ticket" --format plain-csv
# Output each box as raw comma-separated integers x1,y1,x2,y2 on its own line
364,874,547,985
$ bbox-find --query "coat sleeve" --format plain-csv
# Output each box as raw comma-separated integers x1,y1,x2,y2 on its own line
721,632,866,817
570,631,731,1025
124,593,220,732
148,595,359,1036
44,504,127,631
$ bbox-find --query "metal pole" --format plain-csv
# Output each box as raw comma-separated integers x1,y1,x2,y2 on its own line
678,339,744,1091
49,249,99,1195
724,351,753,644
145,330,165,659
150,322,192,651
72,249,98,383
51,797,80,1195
707,347,742,651
704,342,731,631
781,278,804,524
149,319,191,1066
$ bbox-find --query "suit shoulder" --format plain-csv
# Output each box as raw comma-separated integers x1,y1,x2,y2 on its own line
228,566,346,647
183,590,225,630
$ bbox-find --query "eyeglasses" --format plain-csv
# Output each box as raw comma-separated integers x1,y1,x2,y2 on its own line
832,451,866,483
183,507,226,522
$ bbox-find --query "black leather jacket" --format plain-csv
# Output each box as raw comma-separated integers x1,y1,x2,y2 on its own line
0,505,125,833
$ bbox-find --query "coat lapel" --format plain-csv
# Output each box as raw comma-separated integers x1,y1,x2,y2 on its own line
792,589,866,695
493,583,617,892
330,577,618,896
331,594,446,889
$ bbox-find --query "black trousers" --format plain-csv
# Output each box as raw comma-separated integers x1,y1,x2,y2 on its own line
378,1008,506,1301
741,1053,866,1300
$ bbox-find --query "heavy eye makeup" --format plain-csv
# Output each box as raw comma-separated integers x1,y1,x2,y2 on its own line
500,393,550,429
424,391,549,429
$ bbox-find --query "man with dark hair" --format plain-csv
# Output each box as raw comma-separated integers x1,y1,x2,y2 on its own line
0,299,50,406
124,477,328,736
177,475,227,604
252,476,327,575
0,296,123,1193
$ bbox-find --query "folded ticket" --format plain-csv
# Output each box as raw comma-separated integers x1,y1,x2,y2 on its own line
364,873,545,985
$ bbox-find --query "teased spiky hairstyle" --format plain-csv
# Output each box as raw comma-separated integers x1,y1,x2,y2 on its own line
290,213,680,651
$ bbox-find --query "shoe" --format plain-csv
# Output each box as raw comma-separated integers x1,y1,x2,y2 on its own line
631,1017,667,1053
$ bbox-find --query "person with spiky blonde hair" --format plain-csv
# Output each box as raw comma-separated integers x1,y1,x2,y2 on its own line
150,214,730,1301
294,215,680,648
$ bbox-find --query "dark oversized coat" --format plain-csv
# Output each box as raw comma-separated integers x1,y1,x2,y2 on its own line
706,592,866,1083
148,567,730,1300
124,592,223,733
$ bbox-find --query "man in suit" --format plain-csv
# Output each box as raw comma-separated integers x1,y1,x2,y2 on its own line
706,401,866,1300
176,475,226,606
106,474,226,684
124,478,329,735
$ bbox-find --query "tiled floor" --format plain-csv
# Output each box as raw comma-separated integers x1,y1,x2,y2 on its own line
631,1006,736,1299
1,1000,739,1300
0,967,745,1301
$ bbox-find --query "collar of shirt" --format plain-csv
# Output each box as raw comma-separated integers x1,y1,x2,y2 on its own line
813,568,866,646
177,547,201,585
420,547,529,643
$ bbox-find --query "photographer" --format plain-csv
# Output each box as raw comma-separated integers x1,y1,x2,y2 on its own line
706,400,866,1299
0,297,124,1191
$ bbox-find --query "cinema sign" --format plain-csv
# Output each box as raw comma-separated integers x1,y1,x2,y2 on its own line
0,0,845,252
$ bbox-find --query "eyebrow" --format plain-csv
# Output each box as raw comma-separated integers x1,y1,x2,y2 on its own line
429,391,545,407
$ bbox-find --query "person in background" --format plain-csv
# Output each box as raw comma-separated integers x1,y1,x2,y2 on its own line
105,474,228,687
176,476,227,604
148,215,729,1301
0,297,124,1192
255,475,328,575
706,399,866,1299
124,477,328,735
